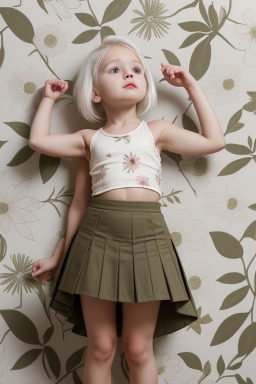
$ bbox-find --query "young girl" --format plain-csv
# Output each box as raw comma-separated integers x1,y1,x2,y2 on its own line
30,35,225,384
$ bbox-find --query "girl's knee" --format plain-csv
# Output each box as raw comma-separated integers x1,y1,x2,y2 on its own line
89,336,117,362
122,336,152,365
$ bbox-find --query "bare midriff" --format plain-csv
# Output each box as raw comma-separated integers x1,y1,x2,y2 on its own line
95,187,161,202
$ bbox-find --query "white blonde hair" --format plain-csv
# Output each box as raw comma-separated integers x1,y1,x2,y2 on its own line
72,35,157,124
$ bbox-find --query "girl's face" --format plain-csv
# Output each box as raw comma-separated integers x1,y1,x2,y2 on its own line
92,45,147,109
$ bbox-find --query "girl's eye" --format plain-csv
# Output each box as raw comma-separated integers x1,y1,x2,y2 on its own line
110,67,119,74
110,67,141,74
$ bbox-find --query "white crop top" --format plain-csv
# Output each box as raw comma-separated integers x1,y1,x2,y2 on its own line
89,120,162,196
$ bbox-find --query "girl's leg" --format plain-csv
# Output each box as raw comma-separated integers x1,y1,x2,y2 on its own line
122,300,161,384
80,295,117,384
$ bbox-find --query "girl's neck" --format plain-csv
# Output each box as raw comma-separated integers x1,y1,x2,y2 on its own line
103,118,142,134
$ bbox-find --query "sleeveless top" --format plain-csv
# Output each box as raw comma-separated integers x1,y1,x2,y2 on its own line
89,120,162,197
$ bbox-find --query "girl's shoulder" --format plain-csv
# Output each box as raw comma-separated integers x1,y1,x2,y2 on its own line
146,119,166,137
80,128,99,146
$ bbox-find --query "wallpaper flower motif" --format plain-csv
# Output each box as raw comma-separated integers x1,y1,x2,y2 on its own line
180,154,218,191
0,179,40,240
128,0,171,41
44,0,81,20
7,66,46,112
233,8,256,54
203,176,251,226
33,24,67,57
186,261,216,302
204,62,242,105
163,209,207,262
0,253,42,307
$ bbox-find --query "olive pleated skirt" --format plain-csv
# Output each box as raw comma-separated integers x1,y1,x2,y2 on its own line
49,196,198,339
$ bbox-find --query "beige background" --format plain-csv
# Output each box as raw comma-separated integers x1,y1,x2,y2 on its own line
0,0,256,383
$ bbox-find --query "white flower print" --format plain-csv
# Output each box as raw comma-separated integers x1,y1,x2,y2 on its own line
204,62,242,105
185,261,216,303
203,176,251,226
7,66,46,112
33,24,67,57
233,9,256,54
44,0,81,20
163,209,208,261
153,348,182,384
0,178,42,240
180,154,217,191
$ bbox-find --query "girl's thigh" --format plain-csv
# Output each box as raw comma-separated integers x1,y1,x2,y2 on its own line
122,300,161,346
80,295,118,345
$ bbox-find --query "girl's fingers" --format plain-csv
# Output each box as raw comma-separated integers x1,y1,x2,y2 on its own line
32,263,38,272
32,269,42,277
42,272,52,285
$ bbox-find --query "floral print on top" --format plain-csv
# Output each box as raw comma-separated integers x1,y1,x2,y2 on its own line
122,151,141,173
155,167,162,189
136,175,149,186
94,165,109,184
114,135,131,144
89,121,162,196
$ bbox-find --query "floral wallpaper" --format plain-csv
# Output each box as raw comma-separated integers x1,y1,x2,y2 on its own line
0,0,256,383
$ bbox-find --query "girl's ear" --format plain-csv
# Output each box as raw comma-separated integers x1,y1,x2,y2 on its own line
91,88,101,103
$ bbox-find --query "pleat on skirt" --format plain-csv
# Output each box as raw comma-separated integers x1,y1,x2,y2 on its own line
49,196,198,339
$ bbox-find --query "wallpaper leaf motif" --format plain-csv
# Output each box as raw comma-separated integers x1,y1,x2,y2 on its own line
211,312,250,346
7,145,35,166
75,12,99,27
0,7,34,43
217,272,247,284
224,109,244,136
11,348,43,370
73,0,131,44
101,0,131,24
37,0,48,14
39,154,61,184
219,285,250,310
216,354,225,376
177,351,203,371
218,156,252,176
66,347,86,372
4,121,71,183
44,345,61,379
0,235,7,262
0,309,41,345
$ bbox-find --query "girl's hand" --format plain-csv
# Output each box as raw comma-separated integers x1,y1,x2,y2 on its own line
43,79,68,101
31,257,59,285
161,63,196,88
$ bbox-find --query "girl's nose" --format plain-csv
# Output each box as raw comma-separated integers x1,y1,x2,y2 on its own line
125,70,133,78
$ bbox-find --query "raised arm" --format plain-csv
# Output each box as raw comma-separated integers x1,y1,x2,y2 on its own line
29,79,86,158
158,64,226,156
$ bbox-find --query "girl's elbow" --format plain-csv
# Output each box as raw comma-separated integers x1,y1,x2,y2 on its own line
219,140,226,150
214,141,226,153
29,139,38,150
